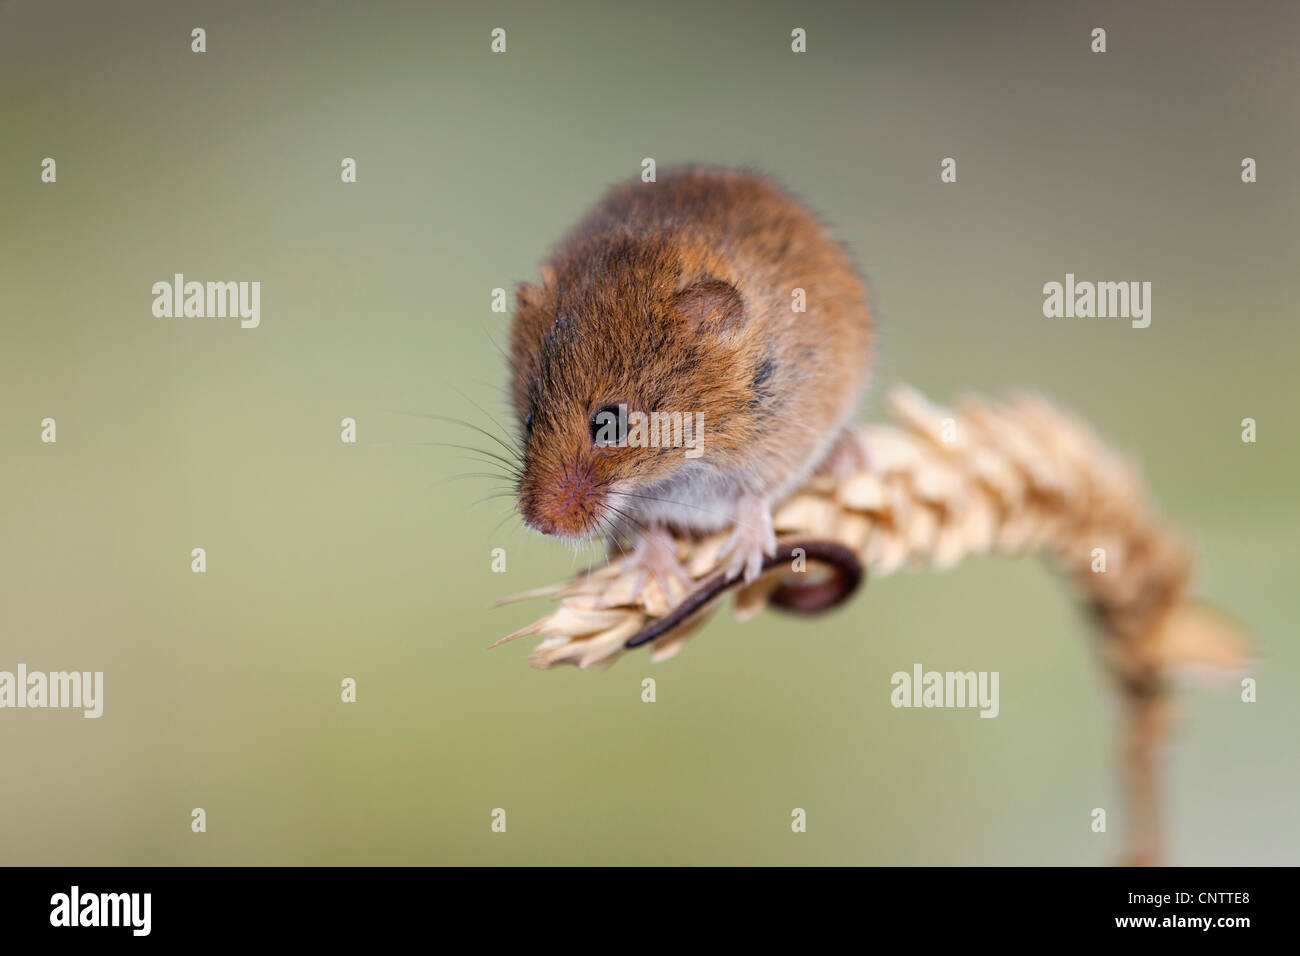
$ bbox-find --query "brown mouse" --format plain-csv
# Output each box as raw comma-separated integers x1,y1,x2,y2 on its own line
509,165,874,595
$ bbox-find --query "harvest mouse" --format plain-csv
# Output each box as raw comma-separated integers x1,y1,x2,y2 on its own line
509,166,874,596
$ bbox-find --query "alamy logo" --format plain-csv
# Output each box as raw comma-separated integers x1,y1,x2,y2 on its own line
152,273,261,328
890,663,1000,718
0,665,103,717
592,403,705,459
50,886,150,936
1042,273,1151,328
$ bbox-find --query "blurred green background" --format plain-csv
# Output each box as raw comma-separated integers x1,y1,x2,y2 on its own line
1,0,1296,865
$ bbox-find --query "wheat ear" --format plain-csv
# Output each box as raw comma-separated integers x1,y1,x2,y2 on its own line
494,384,1249,864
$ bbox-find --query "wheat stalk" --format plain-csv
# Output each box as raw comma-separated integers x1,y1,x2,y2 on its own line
494,384,1248,864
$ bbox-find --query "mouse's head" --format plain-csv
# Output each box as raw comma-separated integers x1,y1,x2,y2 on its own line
508,237,765,540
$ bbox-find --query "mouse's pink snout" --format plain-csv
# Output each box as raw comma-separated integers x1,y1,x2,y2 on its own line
518,463,607,538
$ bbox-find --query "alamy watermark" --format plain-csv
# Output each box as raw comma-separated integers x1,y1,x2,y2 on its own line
1042,273,1151,328
592,403,705,459
0,665,103,717
152,273,260,328
891,663,999,718
50,886,150,936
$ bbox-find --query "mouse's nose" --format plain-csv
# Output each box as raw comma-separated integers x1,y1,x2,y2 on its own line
528,515,557,535
519,465,603,538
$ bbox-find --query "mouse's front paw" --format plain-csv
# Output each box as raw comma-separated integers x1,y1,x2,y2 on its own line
627,524,695,605
721,495,778,584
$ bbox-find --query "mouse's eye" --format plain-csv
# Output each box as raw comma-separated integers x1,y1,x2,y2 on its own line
524,411,533,434
591,404,627,446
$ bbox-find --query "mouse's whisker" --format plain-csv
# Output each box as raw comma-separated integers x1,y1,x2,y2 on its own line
428,472,516,489
399,412,524,464
452,387,525,457
445,459,520,484
468,491,521,509
598,493,651,532
410,440,524,473
594,513,634,560
489,506,521,536
408,445,524,484
607,489,713,515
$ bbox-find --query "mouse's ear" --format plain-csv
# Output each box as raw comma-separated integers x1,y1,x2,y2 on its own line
514,267,556,313
514,281,542,312
672,277,746,336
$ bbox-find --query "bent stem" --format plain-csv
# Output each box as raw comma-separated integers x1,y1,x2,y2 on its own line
496,385,1249,865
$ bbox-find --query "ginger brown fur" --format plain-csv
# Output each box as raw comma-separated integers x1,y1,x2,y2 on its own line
509,166,874,567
